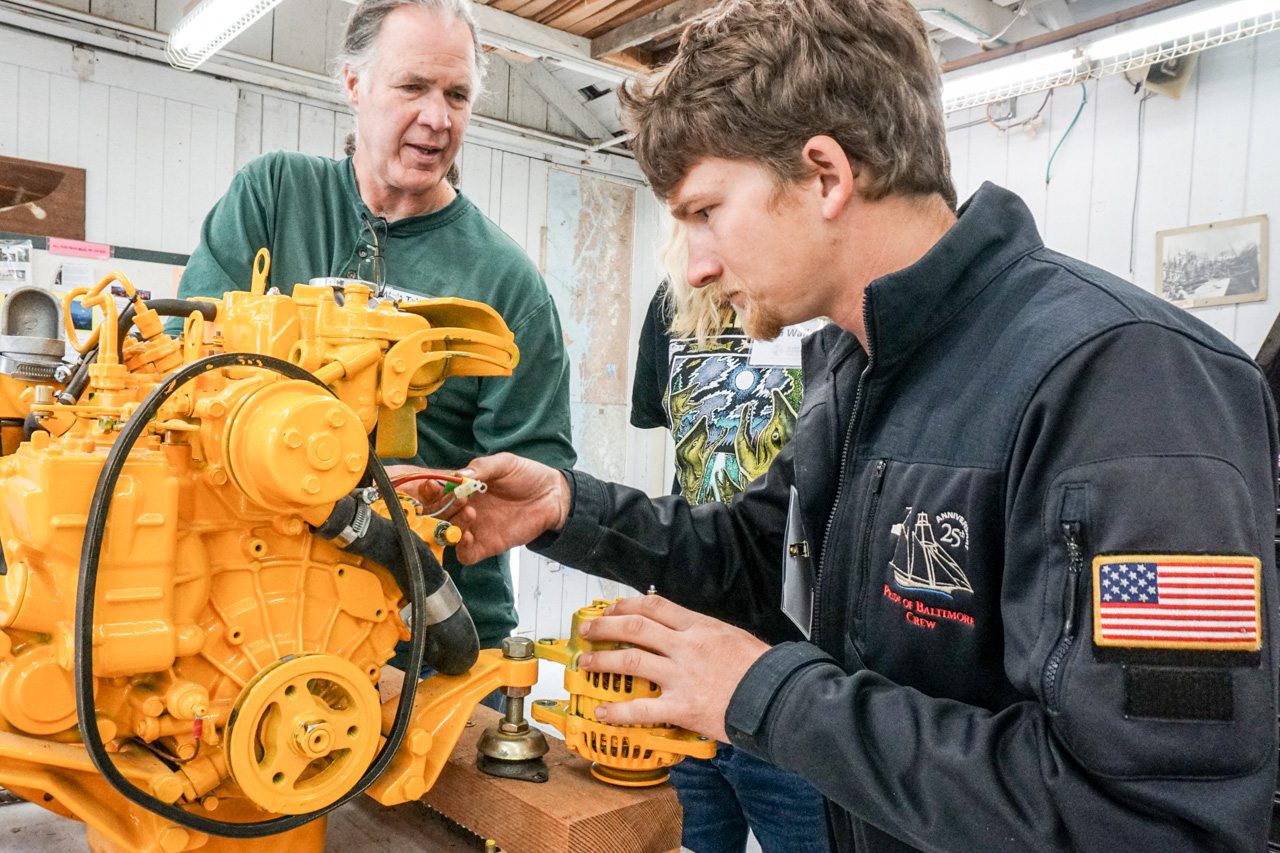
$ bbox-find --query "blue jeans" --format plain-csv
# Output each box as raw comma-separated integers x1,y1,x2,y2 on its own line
670,743,830,853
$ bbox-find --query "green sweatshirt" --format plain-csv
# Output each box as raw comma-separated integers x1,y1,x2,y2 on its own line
178,151,576,650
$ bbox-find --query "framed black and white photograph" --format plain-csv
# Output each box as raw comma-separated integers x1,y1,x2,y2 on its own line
1157,214,1269,309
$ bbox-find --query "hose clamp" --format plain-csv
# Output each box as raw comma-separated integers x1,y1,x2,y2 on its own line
422,575,464,626
333,499,372,548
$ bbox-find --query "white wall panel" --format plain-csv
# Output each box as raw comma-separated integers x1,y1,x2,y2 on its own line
0,63,18,157
16,67,51,162
950,28,1280,359
160,100,192,253
46,73,80,167
134,93,166,247
298,103,336,158
77,81,110,242
105,87,138,246
260,94,300,153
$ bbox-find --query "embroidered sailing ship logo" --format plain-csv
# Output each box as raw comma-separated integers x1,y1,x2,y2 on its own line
889,507,973,597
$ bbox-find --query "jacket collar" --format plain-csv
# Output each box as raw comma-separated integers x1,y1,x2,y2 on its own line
863,182,1044,371
340,156,473,235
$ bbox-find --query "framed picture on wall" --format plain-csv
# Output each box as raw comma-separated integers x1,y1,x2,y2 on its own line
1156,214,1269,309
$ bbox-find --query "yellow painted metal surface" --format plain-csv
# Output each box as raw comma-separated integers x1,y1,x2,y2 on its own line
531,600,717,787
0,254,525,851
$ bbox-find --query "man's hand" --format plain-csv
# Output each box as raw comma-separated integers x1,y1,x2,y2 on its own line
576,595,770,743
450,453,571,564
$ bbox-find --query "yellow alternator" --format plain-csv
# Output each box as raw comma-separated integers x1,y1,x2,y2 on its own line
531,600,716,787
225,655,381,815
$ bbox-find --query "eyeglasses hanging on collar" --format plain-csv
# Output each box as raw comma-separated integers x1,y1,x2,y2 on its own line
357,213,388,296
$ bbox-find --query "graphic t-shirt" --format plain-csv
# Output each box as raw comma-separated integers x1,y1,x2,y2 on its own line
631,283,819,504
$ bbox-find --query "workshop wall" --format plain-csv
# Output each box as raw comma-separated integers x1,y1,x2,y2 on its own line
948,28,1280,358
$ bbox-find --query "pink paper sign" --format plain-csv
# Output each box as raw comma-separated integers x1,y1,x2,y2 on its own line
48,238,111,260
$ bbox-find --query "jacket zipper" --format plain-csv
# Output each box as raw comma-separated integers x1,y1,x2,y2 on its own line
852,460,888,630
1043,520,1085,713
814,301,875,648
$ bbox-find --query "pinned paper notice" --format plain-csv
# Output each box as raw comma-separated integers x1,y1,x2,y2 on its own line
48,238,111,261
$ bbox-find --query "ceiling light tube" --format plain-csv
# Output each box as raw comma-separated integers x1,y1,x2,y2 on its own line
166,0,286,71
1087,0,1280,74
942,49,1087,111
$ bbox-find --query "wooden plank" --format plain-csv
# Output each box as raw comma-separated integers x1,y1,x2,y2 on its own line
260,94,300,153
0,64,17,157
1237,30,1280,357
234,89,264,169
462,143,495,217
1130,74,1195,294
508,59,610,140
1186,39,1255,343
271,0,332,74
590,0,717,58
1084,74,1140,279
16,67,51,163
188,105,220,249
418,699,682,852
88,0,154,29
333,109,355,158
44,0,90,13
1003,89,1055,232
298,103,337,157
76,80,110,242
215,108,236,193
161,99,193,253
476,55,513,123
226,12,276,62
507,69,549,134
46,73,80,167
498,151,532,257
133,93,166,251
105,87,138,246
1041,79,1097,261
549,0,647,34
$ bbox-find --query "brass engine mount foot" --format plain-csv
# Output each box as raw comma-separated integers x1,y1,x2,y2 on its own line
476,637,550,783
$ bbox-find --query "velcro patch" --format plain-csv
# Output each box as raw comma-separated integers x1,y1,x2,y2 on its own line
1092,554,1261,652
1123,666,1233,721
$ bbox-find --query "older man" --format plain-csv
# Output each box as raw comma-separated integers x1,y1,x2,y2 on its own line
177,0,575,655
445,0,1280,850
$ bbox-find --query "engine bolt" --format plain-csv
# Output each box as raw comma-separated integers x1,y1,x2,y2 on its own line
283,428,303,448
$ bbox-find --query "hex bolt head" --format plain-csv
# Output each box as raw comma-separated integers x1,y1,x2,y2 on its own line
502,636,534,660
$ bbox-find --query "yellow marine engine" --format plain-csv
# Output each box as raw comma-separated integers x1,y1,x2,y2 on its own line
0,253,529,851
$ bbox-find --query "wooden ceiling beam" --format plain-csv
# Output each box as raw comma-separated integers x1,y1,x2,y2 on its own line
589,0,718,58
546,0,651,35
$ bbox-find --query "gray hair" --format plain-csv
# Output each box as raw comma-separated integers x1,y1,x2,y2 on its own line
336,0,488,99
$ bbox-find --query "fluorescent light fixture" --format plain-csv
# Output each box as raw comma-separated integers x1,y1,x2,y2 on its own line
1088,0,1280,74
941,0,1280,111
166,0,287,70
942,50,1086,111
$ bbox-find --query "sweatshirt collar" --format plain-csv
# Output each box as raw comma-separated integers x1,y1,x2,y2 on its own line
340,156,472,234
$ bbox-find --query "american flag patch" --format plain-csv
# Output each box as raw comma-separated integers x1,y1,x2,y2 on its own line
1093,554,1262,651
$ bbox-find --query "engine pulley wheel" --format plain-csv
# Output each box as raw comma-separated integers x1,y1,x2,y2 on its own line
225,654,381,815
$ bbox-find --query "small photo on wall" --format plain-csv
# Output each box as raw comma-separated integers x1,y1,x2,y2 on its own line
1157,214,1268,309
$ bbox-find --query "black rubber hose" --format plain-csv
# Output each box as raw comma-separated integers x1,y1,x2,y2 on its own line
314,496,479,676
59,299,219,405
75,352,429,838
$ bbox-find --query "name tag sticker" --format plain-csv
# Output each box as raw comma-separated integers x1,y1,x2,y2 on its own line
781,486,814,638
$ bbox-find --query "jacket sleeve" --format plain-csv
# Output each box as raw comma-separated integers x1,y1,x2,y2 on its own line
177,159,275,300
531,444,803,641
722,322,1280,851
472,291,577,470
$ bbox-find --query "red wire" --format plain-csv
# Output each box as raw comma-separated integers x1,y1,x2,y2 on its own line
390,472,466,488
